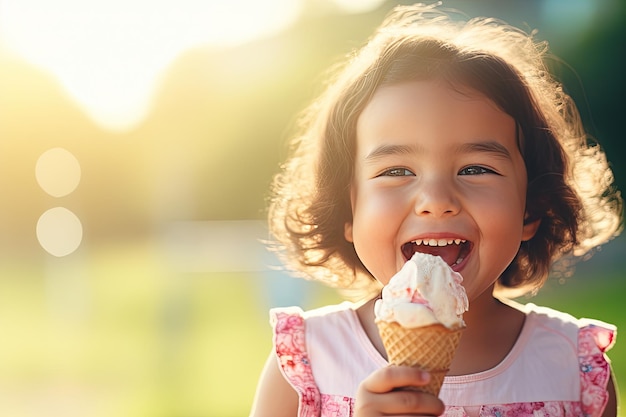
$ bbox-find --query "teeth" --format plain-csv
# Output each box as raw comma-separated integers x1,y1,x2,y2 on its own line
412,238,466,247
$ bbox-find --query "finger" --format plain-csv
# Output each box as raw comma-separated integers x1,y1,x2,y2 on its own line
373,389,445,416
360,365,431,393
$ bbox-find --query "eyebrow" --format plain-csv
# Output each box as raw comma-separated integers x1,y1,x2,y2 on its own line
364,140,512,162
364,144,421,162
455,141,512,159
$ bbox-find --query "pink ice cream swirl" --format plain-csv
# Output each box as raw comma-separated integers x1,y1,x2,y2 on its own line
374,252,469,329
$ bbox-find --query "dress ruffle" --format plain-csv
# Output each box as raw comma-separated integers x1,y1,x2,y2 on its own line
272,308,321,417
578,322,616,417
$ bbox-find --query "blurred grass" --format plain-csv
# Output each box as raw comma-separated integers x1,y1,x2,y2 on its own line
0,241,623,416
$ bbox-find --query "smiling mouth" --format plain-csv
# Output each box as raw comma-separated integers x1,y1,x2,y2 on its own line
401,238,471,267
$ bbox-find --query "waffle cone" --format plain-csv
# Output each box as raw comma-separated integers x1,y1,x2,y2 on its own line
376,321,463,396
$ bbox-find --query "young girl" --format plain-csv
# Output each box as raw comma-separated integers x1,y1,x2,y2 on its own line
250,4,623,417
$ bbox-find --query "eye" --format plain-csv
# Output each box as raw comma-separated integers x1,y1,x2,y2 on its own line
458,165,497,176
379,167,415,177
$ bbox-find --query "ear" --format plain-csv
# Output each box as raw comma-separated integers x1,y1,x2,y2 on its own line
521,214,541,242
344,222,353,243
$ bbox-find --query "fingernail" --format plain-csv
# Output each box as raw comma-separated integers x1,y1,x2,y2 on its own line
421,371,431,381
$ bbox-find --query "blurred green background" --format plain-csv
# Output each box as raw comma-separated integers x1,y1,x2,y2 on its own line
0,0,624,416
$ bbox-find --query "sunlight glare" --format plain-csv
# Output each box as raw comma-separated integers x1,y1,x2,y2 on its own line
0,0,304,131
331,0,386,14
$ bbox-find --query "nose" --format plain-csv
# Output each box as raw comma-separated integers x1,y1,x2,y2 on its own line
413,177,461,217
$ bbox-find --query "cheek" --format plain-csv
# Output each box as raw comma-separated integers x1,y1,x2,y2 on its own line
350,191,405,277
352,191,404,232
477,202,528,272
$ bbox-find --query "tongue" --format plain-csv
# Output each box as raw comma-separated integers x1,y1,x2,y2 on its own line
413,245,460,267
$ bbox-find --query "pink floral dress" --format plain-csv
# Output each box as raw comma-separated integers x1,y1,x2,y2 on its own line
271,302,615,417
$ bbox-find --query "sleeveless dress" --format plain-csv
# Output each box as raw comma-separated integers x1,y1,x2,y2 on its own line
270,301,615,417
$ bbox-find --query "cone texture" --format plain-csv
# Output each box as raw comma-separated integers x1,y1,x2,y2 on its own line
377,321,463,396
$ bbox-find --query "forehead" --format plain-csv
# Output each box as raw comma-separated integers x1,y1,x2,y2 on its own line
356,80,516,153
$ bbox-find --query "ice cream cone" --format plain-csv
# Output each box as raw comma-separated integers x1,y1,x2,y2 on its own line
376,320,463,396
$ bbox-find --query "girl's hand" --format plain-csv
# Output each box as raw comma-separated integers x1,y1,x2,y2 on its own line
354,366,445,416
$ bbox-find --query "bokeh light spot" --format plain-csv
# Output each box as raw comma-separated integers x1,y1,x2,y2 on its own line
36,148,81,197
36,207,83,257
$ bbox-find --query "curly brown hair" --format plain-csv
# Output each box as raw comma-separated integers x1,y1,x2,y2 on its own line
268,4,623,299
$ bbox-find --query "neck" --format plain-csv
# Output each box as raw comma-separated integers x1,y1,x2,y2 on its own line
462,285,502,327
449,287,525,375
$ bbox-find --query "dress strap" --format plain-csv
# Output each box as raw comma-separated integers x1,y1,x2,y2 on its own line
578,320,616,417
271,307,321,417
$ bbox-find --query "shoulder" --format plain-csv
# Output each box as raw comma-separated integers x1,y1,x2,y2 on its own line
270,301,362,355
270,301,358,330
521,302,581,327
264,302,362,416
519,301,617,417
517,301,615,339
506,300,617,364
269,301,362,365
271,301,358,318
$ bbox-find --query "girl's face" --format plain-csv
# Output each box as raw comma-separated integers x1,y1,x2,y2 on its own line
345,80,539,302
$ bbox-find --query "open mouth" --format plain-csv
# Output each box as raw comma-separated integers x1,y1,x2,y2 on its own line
401,238,471,267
